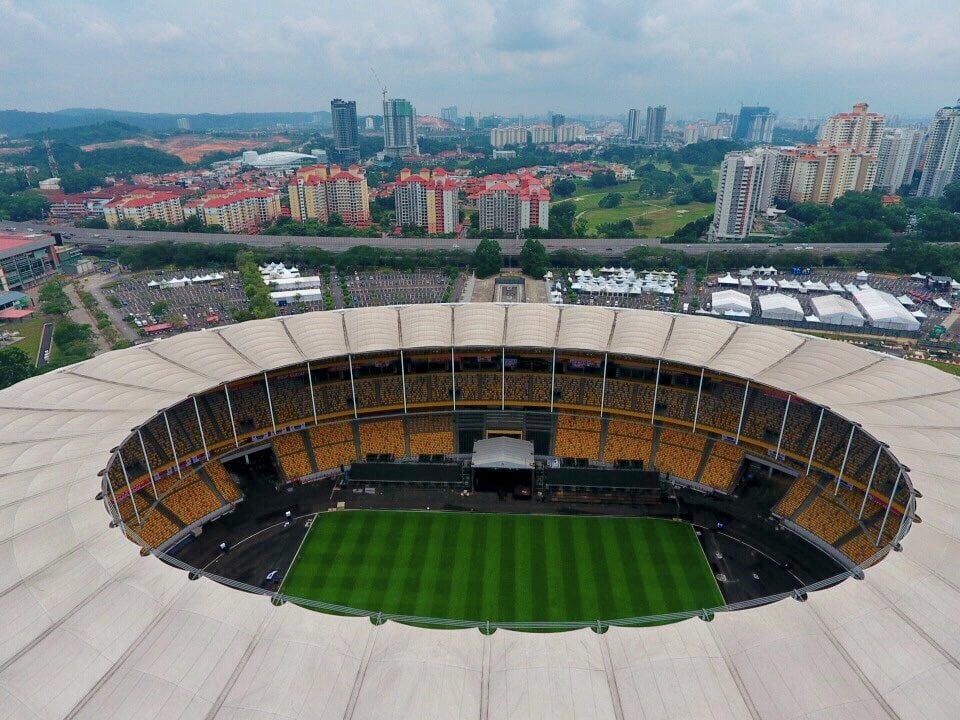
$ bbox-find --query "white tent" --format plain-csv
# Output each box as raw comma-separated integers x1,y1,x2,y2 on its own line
934,297,952,310
810,294,865,327
739,277,753,287
844,283,860,294
759,294,804,321
910,272,926,280
754,277,777,289
778,279,802,290
852,287,921,331
761,266,778,275
802,280,829,292
711,290,752,315
829,282,846,293
718,273,739,286
897,295,916,307
805,314,820,322
912,309,927,319
856,270,870,281
147,280,160,287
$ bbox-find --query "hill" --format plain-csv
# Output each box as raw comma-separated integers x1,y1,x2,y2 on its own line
25,121,144,145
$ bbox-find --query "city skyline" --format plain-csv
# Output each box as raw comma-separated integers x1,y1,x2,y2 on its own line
1,1,958,118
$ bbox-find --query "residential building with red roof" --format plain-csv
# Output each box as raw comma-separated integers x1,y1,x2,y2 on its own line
288,164,371,227
394,168,460,234
478,176,550,234
103,191,185,227
184,190,281,233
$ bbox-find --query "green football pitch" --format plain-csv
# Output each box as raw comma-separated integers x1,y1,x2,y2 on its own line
281,511,724,624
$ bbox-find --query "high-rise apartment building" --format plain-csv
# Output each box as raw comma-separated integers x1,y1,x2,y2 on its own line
383,98,419,158
490,126,528,148
778,145,879,204
184,190,281,233
394,168,459,234
819,102,885,153
441,106,458,123
626,109,643,141
554,123,585,143
477,177,550,234
709,148,778,240
645,105,666,144
734,106,776,143
528,125,554,144
918,100,960,198
551,113,565,130
330,99,360,165
103,192,184,228
876,128,922,192
288,164,371,227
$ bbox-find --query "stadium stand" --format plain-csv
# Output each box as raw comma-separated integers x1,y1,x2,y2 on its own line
554,414,602,460
699,441,744,492
840,532,881,565
795,493,860,544
655,428,707,481
268,371,313,425
163,474,224,526
359,418,406,457
695,381,745,435
230,379,274,434
773,475,819,518
602,420,654,464
133,509,181,548
305,422,357,471
409,415,455,456
203,461,242,503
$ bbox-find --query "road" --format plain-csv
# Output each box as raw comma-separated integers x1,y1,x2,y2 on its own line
2,221,896,258
36,322,53,368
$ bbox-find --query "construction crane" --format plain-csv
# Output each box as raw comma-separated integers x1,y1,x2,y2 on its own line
370,68,387,107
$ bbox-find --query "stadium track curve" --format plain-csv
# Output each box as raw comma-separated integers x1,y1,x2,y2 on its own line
1,303,959,719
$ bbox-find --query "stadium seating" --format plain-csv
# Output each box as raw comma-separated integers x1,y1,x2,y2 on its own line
307,421,358,470
554,415,602,460
406,373,454,407
654,429,707,481
316,381,354,417
695,381,745,435
163,474,224,526
359,419,406,458
653,384,693,423
204,461,241,502
116,491,150,524
840,532,881,565
602,420,653,464
229,379,274,434
741,391,787,444
604,378,655,417
773,475,818,518
166,401,206,460
699,441,744,492
133,509,181,548
196,390,235,447
409,415,454,456
795,494,860,544
553,375,603,408
268,371,313,425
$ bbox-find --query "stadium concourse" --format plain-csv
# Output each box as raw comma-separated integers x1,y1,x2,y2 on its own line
1,304,960,719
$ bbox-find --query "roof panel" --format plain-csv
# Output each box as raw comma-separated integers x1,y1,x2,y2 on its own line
280,312,348,360
608,310,673,358
452,303,505,347
218,318,304,370
504,304,559,348
148,330,259,382
343,306,400,354
399,304,453,348
556,306,614,352
707,325,805,379
662,315,737,366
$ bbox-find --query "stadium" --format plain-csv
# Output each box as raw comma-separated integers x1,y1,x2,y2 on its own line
2,303,958,718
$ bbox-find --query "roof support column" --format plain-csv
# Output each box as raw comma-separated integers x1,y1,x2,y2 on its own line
834,424,857,495
859,446,883,520
501,347,505,411
104,471,124,535
877,470,902,546
692,367,705,434
806,407,824,474
399,350,407,414
263,372,277,434
223,384,239,448
163,411,183,480
348,354,358,419
895,492,914,544
599,353,608,418
307,361,318,425
117,451,141,525
549,348,556,413
650,359,661,426
735,380,750,444
138,430,158,498
775,395,792,458
193,396,210,461
450,347,456,412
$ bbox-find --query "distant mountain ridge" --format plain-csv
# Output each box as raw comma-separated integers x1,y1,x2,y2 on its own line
0,108,331,137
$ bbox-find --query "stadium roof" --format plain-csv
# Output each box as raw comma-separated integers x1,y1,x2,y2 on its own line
2,304,960,718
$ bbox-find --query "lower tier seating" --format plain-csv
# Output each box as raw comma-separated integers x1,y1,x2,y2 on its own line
554,415,602,460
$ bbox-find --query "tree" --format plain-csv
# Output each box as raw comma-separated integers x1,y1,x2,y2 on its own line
549,201,577,237
596,220,637,238
672,191,692,206
589,171,616,188
552,178,576,197
473,238,502,278
520,238,549,277
327,212,344,226
150,301,169,316
690,178,715,203
0,191,49,221
0,347,35,389
38,281,73,315
140,218,169,231
942,182,960,213
918,208,960,244
598,192,623,209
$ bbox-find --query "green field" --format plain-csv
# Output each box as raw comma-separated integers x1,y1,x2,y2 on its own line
281,511,724,624
563,179,715,236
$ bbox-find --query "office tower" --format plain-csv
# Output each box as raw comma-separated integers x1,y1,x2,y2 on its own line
819,102,885,153
330,99,360,165
383,98,419,158
394,168,459,234
288,164,371,227
464,115,476,130
710,148,778,240
551,113,565,129
734,106,776,143
876,128,923,192
918,100,960,198
441,106,458,123
626,109,643,141
645,105,666,144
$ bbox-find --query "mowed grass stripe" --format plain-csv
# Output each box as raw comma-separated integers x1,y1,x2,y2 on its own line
287,512,721,623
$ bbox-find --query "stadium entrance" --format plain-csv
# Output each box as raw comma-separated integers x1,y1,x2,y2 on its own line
471,436,535,499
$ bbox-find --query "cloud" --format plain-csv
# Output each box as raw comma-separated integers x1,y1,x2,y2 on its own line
0,0,957,118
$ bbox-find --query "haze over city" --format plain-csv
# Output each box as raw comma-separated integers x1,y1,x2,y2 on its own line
2,0,959,118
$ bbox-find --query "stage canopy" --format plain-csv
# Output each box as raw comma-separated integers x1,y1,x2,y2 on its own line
472,437,535,470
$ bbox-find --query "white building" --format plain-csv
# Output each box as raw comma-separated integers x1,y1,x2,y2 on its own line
710,148,778,240
852,287,921,331
819,102,885,153
810,294,865,326
876,128,923,192
918,99,960,198
711,289,752,315
759,294,804,322
490,126,528,148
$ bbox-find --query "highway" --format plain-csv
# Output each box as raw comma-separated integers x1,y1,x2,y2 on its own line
4,220,893,258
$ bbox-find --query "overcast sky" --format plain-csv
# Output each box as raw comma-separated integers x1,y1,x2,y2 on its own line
1,0,958,120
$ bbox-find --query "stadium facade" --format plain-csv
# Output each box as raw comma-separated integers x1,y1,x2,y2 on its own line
2,304,959,719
